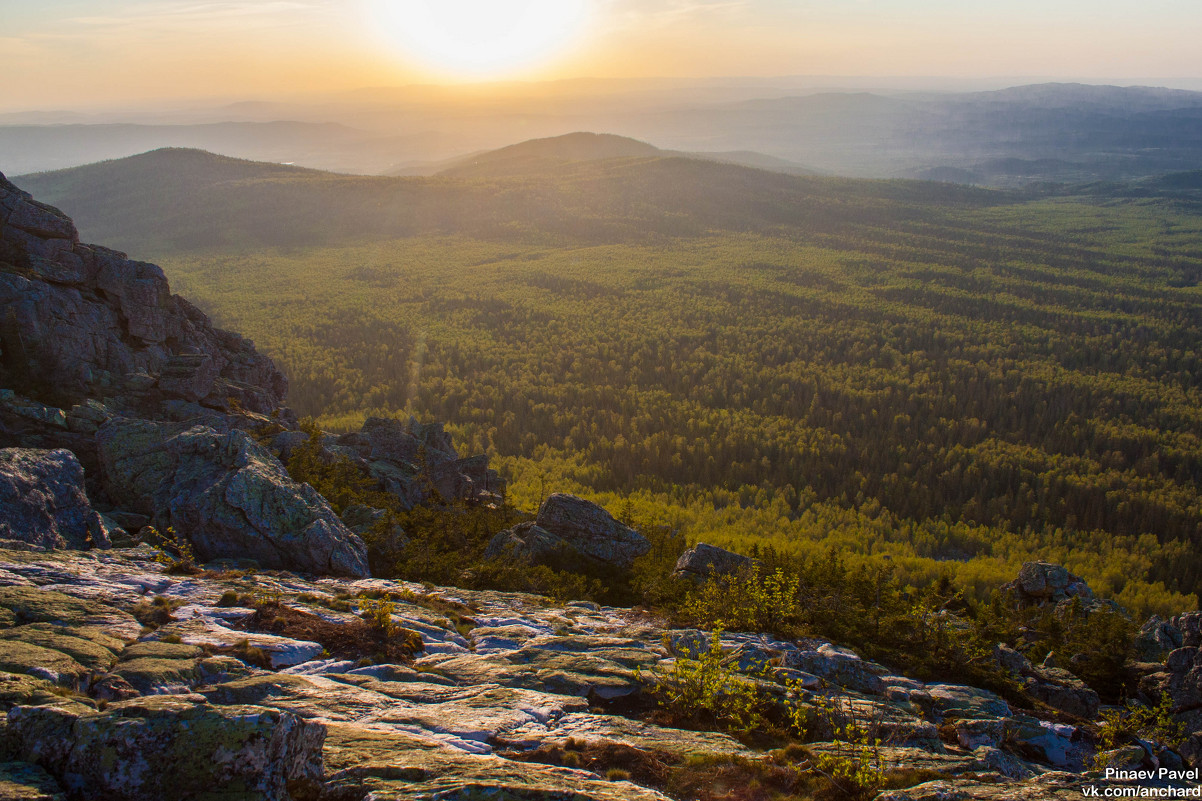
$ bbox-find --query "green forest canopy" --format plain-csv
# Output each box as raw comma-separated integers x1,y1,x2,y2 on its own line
21,146,1202,617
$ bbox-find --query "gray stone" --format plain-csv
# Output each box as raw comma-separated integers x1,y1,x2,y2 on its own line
0,761,66,801
534,494,650,569
0,174,286,416
7,696,324,800
956,719,1005,749
1005,562,1095,606
672,542,757,581
0,449,108,551
97,418,369,577
1024,666,1101,720
484,523,574,566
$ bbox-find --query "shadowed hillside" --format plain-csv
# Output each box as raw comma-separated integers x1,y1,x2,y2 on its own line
16,143,993,255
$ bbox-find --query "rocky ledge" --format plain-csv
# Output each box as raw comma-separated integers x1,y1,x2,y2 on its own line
0,172,286,421
0,546,1194,801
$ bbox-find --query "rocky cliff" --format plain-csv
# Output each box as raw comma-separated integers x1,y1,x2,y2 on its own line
0,171,286,419
0,175,504,580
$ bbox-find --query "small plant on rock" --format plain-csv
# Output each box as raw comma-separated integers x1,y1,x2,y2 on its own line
151,526,202,575
361,598,397,636
639,630,768,735
785,687,887,799
1092,694,1186,768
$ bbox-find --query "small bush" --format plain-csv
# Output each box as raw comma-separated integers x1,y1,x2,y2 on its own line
151,527,201,575
682,567,802,636
131,595,186,629
1093,694,1186,766
640,630,768,735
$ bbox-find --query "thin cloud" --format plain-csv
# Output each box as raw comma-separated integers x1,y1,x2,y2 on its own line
65,1,338,33
603,0,748,32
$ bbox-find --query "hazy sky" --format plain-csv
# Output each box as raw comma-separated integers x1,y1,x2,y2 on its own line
3,0,1202,110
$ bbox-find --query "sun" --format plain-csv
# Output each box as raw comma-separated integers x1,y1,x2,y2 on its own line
368,0,593,78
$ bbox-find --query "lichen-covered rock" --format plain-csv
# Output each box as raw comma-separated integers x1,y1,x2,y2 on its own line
1005,716,1085,768
924,684,1012,721
956,718,1005,749
0,172,287,415
672,542,757,581
0,624,121,674
0,449,107,550
0,674,64,712
782,644,889,695
484,522,574,566
993,642,1100,719
320,721,673,801
146,616,324,669
334,416,504,509
1024,666,1101,720
0,586,141,642
7,695,324,800
1142,645,1202,722
97,418,369,577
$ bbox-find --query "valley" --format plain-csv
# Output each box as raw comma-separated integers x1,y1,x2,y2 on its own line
18,141,1202,616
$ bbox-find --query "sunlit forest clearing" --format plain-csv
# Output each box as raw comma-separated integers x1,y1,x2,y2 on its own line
24,146,1202,617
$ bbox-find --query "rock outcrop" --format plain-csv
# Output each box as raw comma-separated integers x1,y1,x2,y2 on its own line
8,696,324,800
320,416,504,509
0,173,286,419
0,546,1195,800
486,494,649,571
97,418,368,577
1003,562,1095,607
672,542,757,581
0,448,107,551
993,644,1100,719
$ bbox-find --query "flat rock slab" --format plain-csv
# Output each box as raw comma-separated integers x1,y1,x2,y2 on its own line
417,646,652,699
147,616,323,668
0,585,141,641
320,722,673,801
503,712,754,760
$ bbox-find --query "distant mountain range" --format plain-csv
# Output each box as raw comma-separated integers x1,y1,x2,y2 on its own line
5,83,1202,186
11,140,989,255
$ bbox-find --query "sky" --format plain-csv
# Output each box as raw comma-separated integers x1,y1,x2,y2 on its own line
2,0,1202,110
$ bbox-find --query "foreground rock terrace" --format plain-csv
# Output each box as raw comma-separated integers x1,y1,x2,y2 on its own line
0,546,1194,801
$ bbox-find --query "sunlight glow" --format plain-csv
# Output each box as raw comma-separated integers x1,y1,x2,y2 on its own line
368,0,593,78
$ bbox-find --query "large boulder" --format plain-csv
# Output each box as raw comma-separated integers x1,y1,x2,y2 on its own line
0,172,286,416
484,495,651,571
1142,646,1202,713
534,494,650,569
672,542,757,582
484,522,576,566
97,418,369,577
7,696,324,800
1003,562,1095,607
992,644,1100,720
331,416,504,509
0,449,108,550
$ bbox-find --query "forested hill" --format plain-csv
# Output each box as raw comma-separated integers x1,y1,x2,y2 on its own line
17,144,991,254
12,144,1202,614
